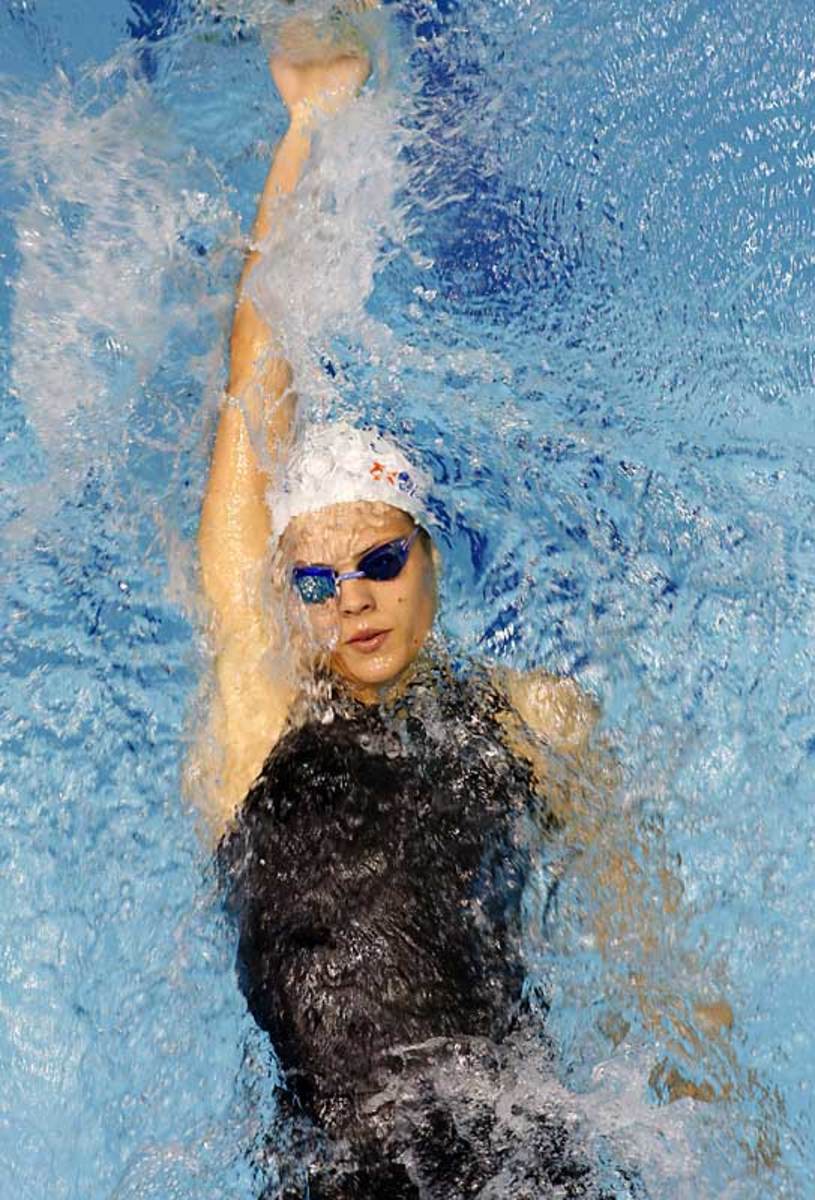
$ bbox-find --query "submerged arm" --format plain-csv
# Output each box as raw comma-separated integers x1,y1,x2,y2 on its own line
506,669,784,1165
502,668,736,1098
195,43,371,833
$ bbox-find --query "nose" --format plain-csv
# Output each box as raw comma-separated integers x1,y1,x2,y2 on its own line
338,575,376,616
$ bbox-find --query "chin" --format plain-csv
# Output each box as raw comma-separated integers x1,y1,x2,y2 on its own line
336,649,408,690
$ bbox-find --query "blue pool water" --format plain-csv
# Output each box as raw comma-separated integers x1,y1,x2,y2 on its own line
2,1,815,1195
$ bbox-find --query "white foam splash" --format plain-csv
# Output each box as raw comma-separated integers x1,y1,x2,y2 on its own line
2,54,229,534
197,0,375,39
483,1038,699,1197
355,1029,699,1199
6,71,168,436
245,86,408,414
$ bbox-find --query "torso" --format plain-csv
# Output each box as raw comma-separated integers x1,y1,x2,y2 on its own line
220,665,550,1129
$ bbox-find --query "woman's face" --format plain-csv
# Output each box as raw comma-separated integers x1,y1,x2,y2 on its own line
282,501,437,697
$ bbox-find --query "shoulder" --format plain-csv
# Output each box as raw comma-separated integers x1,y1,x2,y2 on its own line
496,666,599,758
491,667,610,824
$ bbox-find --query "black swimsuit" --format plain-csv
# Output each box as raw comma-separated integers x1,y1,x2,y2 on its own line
220,670,646,1200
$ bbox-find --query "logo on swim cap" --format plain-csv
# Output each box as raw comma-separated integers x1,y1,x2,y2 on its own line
369,461,395,484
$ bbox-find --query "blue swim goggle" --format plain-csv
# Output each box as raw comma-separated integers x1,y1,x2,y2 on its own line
292,527,421,605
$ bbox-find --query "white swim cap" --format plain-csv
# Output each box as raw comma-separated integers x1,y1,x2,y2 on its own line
270,421,433,541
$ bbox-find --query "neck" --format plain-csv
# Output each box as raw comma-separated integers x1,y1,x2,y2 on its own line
346,658,421,707
338,641,442,707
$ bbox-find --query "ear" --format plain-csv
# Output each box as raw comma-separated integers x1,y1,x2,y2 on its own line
426,540,442,618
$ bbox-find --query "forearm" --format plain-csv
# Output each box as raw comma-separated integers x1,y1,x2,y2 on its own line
246,114,313,256
226,116,313,428
209,37,372,513
200,113,315,605
584,830,737,1101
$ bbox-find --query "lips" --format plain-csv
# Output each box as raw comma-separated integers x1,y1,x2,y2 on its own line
346,629,390,653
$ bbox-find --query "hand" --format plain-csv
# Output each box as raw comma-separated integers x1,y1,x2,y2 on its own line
270,15,372,123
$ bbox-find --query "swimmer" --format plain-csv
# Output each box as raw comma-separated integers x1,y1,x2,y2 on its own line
196,23,595,828
195,10,737,1197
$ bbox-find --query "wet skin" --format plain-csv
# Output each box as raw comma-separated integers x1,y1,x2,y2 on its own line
282,501,437,700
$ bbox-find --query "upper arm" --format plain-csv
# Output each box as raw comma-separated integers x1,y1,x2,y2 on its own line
190,623,291,838
196,411,292,832
196,308,296,835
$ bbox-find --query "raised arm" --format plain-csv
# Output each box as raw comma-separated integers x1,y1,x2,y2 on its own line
196,37,371,833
